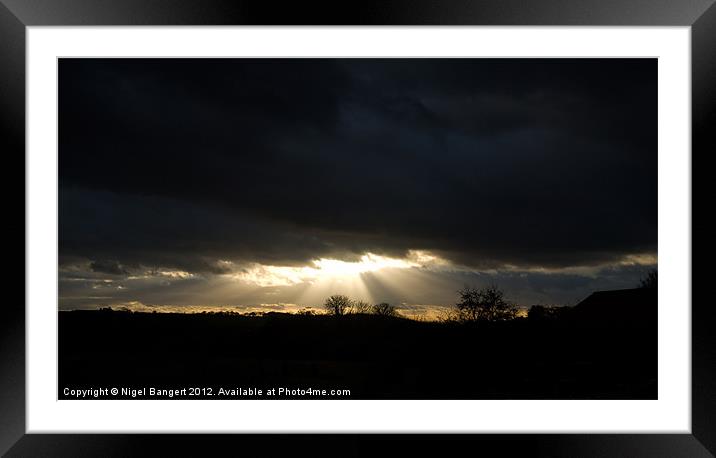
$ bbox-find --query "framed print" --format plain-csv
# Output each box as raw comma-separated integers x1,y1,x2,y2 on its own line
3,0,713,456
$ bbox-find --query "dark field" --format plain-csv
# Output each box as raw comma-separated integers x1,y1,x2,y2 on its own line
59,293,656,400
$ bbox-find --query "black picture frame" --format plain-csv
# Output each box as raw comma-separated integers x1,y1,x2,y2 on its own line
2,1,712,456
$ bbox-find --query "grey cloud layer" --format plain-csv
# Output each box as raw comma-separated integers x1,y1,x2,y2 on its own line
58,261,654,311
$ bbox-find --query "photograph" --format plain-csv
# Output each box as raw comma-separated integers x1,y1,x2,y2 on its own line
57,57,657,400
3,0,710,451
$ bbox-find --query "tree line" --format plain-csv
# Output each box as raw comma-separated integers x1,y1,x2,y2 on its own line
323,295,398,317
321,285,518,322
322,268,657,323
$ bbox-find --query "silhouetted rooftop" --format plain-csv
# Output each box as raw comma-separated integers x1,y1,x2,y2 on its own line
573,287,657,326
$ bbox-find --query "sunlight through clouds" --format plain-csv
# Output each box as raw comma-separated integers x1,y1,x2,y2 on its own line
230,250,448,288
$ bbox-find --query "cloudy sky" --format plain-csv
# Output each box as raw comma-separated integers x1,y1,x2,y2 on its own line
58,58,657,317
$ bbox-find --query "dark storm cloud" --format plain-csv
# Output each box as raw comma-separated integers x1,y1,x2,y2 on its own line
59,58,656,271
59,187,343,272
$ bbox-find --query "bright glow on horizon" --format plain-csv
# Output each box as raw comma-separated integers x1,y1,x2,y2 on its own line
57,250,658,316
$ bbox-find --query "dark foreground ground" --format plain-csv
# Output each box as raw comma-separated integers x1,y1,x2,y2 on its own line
59,295,656,400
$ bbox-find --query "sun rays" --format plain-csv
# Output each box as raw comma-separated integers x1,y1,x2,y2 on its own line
225,250,449,307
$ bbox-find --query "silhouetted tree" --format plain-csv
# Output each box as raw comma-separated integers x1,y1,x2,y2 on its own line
352,300,372,314
437,307,462,323
455,285,517,322
372,302,397,317
324,295,352,316
527,305,565,322
639,269,657,289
